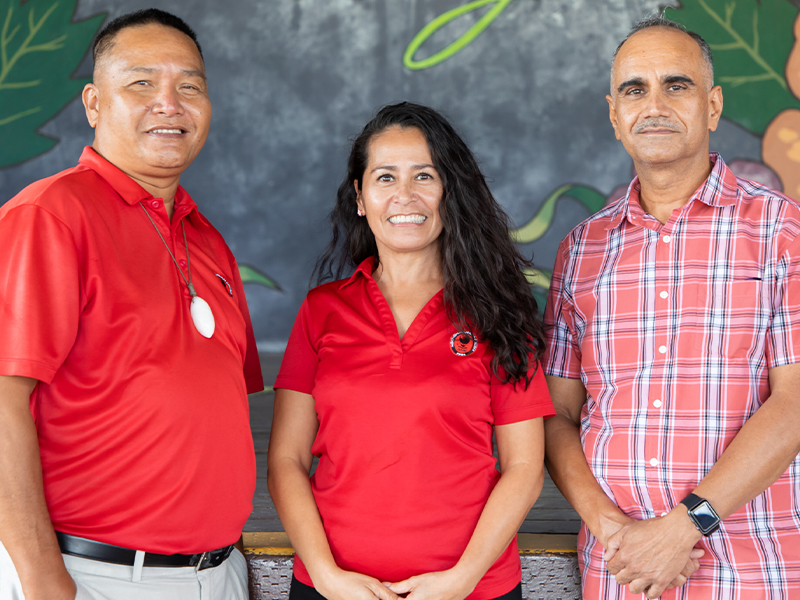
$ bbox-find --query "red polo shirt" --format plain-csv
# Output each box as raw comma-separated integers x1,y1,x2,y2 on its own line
275,259,554,600
0,147,263,554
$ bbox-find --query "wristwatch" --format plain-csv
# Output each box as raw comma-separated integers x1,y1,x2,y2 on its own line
680,493,721,536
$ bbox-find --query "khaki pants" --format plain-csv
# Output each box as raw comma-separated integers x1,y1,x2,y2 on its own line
0,541,248,600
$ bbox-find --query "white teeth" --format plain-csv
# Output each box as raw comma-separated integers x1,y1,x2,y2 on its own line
150,129,183,134
388,215,426,224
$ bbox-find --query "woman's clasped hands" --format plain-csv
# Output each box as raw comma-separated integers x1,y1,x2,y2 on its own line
383,568,478,600
317,566,476,600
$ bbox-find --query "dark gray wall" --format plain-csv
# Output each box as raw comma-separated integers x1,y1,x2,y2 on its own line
0,0,764,351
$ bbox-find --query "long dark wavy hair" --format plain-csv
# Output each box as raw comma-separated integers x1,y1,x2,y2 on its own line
314,102,545,385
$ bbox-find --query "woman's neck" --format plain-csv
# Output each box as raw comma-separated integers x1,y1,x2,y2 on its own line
373,246,444,291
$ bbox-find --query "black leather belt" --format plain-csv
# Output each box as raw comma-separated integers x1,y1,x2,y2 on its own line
56,532,235,570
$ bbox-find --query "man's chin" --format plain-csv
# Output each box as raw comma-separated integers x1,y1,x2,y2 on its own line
142,151,199,174
626,146,686,167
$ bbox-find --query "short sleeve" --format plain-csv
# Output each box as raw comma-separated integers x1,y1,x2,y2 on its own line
228,253,264,394
543,238,582,379
0,205,81,383
490,362,555,426
274,298,319,394
766,233,800,368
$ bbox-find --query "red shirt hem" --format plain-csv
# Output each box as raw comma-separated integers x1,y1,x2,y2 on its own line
494,404,555,426
0,358,58,384
273,376,313,395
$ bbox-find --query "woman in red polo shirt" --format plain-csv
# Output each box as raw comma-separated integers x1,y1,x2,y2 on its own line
269,102,555,600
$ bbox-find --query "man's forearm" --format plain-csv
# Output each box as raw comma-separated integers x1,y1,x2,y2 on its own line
603,365,800,597
692,382,800,521
0,376,74,600
544,414,630,546
602,386,800,598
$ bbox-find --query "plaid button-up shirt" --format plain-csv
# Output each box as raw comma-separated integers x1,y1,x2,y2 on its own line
544,155,800,598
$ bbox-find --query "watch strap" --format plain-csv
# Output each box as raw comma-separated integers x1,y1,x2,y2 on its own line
680,492,705,511
680,492,720,536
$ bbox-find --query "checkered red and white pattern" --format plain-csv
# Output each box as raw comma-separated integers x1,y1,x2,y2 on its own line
544,155,800,599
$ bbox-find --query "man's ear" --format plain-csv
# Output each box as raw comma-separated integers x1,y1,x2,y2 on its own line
607,95,621,141
82,83,100,129
707,85,723,133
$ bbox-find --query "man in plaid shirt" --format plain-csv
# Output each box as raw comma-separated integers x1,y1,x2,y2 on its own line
543,15,800,600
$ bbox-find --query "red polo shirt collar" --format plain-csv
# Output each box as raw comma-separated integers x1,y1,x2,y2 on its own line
339,256,377,290
77,146,210,228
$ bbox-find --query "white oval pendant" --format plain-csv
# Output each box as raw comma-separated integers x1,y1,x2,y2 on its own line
190,296,215,338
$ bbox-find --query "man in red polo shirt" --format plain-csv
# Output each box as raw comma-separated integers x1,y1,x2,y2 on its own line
0,9,262,600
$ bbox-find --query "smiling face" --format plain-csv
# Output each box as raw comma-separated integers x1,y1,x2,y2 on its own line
82,23,211,182
356,126,445,260
607,27,722,168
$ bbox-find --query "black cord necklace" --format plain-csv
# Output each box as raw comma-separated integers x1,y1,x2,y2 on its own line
141,203,215,338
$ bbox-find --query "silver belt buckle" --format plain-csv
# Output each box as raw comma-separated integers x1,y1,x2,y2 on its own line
195,551,208,572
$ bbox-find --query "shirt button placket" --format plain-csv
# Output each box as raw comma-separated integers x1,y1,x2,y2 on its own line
648,229,672,503
656,230,672,361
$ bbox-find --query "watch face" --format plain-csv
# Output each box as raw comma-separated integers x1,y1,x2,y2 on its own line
692,500,720,534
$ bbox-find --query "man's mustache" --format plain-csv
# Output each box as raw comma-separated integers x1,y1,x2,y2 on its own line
635,119,680,133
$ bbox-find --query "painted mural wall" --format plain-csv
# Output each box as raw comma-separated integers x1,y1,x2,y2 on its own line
1,0,798,349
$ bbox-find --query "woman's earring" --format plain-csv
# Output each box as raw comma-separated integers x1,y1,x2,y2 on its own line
357,208,364,217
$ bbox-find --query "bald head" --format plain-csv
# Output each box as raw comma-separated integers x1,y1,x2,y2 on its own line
611,15,714,94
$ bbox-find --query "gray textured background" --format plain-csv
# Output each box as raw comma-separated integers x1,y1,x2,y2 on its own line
0,0,763,352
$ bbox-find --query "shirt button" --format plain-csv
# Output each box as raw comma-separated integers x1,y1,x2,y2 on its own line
653,399,663,408
660,512,668,517
662,235,671,243
179,259,187,268
150,200,160,208
659,345,667,354
650,458,659,467
660,291,669,299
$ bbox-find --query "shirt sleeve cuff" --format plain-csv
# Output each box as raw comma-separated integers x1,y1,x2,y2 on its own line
245,375,265,395
542,365,582,380
494,404,557,426
0,358,58,384
273,375,314,395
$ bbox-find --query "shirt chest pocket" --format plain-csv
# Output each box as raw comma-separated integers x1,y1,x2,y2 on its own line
688,267,768,359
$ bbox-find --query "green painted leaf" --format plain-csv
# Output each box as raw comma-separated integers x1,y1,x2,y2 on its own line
531,288,548,315
510,184,606,244
524,270,553,314
665,0,800,135
522,267,552,289
404,0,516,70
0,0,104,168
239,264,281,290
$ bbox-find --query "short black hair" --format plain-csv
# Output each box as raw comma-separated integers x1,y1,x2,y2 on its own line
612,12,714,89
92,9,202,68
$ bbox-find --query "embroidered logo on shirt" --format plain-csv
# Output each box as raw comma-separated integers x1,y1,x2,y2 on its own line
215,274,233,297
450,331,477,356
